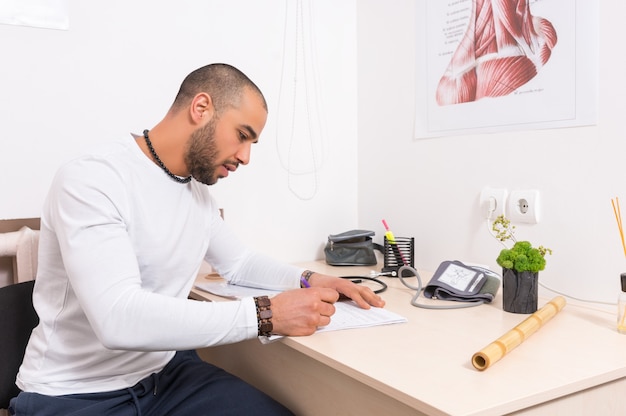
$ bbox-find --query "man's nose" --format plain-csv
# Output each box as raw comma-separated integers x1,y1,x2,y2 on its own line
235,142,251,165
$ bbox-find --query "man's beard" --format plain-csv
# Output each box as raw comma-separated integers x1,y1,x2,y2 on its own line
184,119,220,185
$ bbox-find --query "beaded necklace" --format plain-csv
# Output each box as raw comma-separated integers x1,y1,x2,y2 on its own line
142,129,192,184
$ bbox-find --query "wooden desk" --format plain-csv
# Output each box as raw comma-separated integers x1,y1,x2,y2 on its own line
193,262,626,416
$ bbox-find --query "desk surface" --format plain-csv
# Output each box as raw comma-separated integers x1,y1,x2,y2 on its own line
193,262,626,416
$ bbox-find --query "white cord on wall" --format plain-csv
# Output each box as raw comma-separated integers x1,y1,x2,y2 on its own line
275,0,328,200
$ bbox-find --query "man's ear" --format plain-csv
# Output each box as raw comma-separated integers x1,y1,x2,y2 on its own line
190,92,214,124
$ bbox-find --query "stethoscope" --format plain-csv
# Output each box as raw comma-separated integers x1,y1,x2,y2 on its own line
340,267,420,295
342,265,485,309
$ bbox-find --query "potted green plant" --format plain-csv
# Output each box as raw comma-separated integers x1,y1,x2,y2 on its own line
492,215,552,314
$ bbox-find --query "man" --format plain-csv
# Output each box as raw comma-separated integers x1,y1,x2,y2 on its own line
11,63,384,415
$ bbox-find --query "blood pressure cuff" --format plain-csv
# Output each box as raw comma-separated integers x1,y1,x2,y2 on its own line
423,260,500,303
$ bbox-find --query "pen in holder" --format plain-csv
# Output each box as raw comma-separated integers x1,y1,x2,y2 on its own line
382,236,415,276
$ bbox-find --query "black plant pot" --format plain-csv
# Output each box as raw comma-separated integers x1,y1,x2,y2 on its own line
502,269,538,314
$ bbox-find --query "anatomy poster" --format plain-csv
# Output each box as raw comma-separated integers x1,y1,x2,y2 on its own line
414,0,598,139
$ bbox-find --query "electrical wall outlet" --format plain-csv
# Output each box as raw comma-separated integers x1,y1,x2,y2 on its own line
507,189,540,224
479,187,507,219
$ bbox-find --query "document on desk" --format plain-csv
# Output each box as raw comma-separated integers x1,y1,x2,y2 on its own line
317,302,407,333
194,280,281,299
194,281,408,340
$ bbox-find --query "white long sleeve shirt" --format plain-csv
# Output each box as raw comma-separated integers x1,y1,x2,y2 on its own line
16,137,303,395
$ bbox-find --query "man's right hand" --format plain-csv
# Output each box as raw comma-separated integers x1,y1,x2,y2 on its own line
269,288,340,336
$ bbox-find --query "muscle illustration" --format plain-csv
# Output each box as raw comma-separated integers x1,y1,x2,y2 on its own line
436,0,557,106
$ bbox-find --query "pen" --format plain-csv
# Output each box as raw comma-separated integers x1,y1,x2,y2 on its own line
382,219,407,266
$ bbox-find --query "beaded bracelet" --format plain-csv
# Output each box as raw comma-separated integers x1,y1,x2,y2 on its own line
254,296,273,337
301,270,314,287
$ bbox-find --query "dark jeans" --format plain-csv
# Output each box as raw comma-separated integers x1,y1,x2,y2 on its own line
10,350,294,416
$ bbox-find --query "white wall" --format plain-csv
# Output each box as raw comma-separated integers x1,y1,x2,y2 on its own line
357,1,625,304
7,1,619,304
0,0,358,263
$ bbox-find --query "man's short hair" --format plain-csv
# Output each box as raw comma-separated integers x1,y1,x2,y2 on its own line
171,63,267,115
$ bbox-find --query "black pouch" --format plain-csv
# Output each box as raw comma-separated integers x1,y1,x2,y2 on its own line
324,229,378,266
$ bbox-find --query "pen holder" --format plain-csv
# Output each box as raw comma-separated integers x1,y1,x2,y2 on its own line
382,236,414,276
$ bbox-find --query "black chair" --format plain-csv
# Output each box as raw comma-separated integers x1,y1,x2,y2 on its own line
0,280,38,410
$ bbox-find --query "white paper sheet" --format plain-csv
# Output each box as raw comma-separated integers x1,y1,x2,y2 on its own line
193,281,408,343
194,280,281,299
